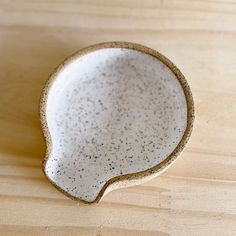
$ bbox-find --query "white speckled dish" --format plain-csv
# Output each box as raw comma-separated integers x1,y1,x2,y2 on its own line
40,42,194,204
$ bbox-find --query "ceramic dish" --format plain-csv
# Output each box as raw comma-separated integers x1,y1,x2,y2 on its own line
40,42,194,204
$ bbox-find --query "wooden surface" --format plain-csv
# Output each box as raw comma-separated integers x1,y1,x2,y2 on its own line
0,0,236,235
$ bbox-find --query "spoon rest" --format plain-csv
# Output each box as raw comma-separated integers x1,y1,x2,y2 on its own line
40,42,194,203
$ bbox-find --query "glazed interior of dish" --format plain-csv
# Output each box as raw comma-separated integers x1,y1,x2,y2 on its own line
44,48,187,202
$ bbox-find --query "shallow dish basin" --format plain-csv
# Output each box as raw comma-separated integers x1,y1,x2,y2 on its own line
40,42,194,203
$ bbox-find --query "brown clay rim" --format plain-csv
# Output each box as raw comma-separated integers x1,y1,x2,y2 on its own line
40,41,194,204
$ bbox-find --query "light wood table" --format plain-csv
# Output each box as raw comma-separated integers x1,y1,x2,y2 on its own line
0,1,236,235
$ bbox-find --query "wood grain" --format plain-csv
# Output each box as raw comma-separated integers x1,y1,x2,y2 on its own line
0,0,236,235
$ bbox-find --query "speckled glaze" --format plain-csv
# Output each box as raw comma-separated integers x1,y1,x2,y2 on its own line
40,42,194,204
